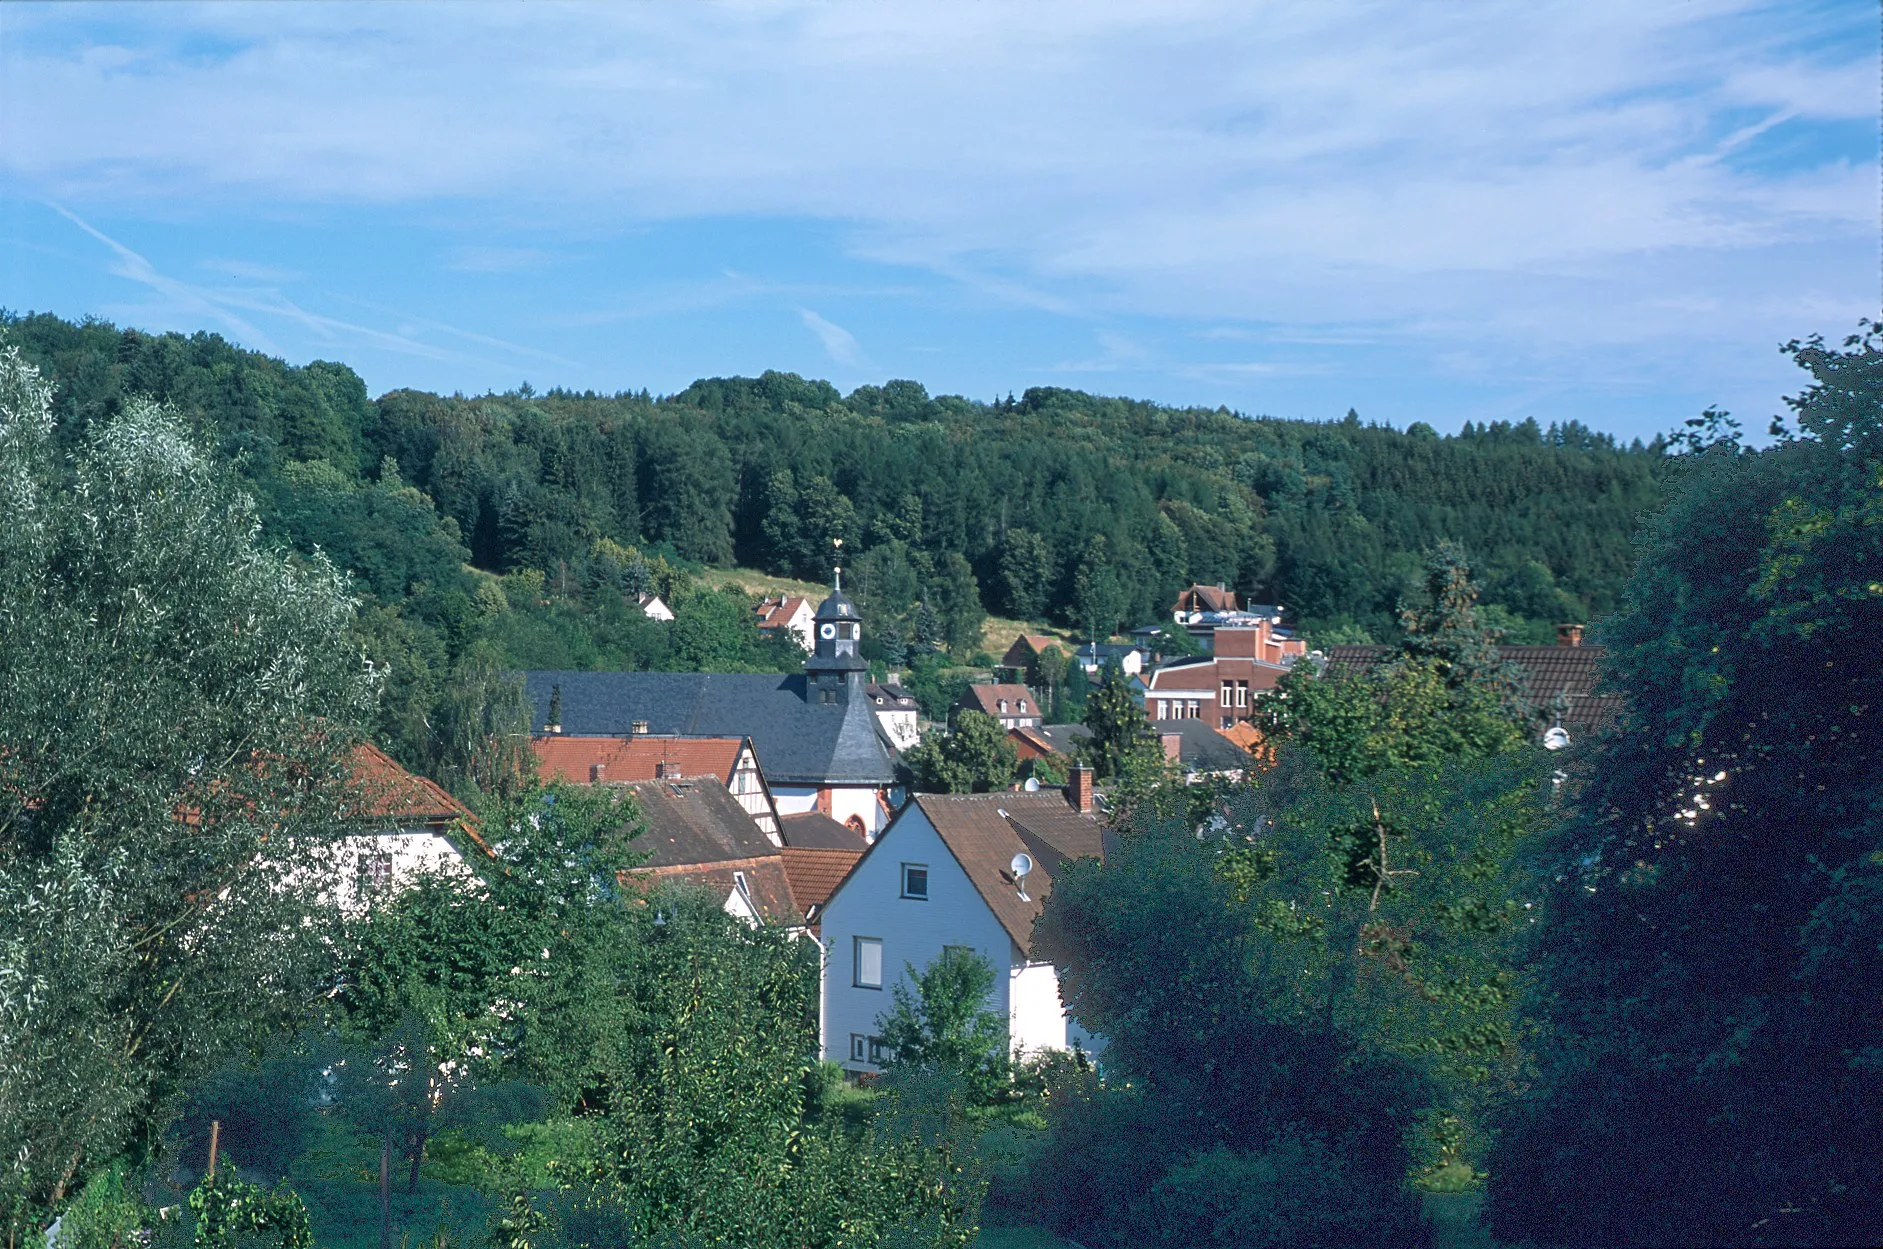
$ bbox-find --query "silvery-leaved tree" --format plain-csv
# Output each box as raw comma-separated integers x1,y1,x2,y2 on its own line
0,343,379,1245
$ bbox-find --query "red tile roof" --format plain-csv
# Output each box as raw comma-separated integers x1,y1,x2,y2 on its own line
958,683,1039,720
755,596,812,629
533,735,744,786
1176,584,1238,613
344,743,490,856
781,845,864,918
1000,635,1066,668
347,743,475,825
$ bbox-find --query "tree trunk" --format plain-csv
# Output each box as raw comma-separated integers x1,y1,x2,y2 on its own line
406,1123,427,1195
379,1131,392,1249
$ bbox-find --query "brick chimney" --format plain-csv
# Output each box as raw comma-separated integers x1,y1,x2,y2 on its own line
1556,623,1584,648
1069,765,1096,815
589,763,606,783
1161,732,1182,762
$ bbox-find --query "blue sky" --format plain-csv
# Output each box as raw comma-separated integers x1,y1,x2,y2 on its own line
0,1,1873,441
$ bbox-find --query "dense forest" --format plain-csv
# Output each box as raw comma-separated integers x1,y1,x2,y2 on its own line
4,311,1666,781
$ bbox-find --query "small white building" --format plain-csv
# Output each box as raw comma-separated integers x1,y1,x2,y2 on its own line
756,595,816,651
867,682,923,753
637,593,676,622
817,774,1105,1073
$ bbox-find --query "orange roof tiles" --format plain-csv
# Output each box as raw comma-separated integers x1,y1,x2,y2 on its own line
756,596,812,628
347,743,475,825
533,735,744,786
781,845,865,918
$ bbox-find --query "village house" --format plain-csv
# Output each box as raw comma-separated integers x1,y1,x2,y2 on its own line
620,776,803,928
755,594,816,651
525,579,902,841
866,681,923,752
534,733,782,841
955,682,1044,731
334,743,487,911
1151,719,1257,782
1320,625,1618,748
636,593,675,622
817,771,1107,1072
1008,723,1088,766
1172,582,1240,618
1144,616,1307,728
996,634,1068,684
1072,641,1148,679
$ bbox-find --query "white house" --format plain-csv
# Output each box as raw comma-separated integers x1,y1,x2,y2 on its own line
817,772,1105,1072
867,682,923,752
637,593,676,622
756,594,816,651
333,743,486,912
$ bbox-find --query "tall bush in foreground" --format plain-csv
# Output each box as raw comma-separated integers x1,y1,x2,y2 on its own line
0,344,377,1244
1487,330,1883,1246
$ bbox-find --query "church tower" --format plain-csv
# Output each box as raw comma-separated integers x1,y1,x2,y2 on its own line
804,567,868,706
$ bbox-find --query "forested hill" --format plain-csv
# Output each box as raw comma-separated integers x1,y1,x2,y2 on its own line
7,310,1664,646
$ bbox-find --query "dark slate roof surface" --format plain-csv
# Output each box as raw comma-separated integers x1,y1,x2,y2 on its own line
622,778,778,870
523,671,898,785
1152,719,1256,772
780,810,869,850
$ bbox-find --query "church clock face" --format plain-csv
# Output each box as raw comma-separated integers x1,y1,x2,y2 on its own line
820,623,838,640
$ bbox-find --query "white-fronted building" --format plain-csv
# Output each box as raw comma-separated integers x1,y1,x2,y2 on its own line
816,776,1106,1072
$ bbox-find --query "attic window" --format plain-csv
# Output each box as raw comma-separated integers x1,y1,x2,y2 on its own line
901,864,929,901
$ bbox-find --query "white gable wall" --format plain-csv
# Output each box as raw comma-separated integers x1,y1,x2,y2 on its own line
330,828,471,915
818,805,1012,1073
1008,960,1071,1058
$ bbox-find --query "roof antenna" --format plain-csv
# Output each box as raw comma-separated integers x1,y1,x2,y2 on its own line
1010,851,1034,900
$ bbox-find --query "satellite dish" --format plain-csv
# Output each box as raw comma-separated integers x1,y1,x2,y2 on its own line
1543,726,1572,751
1023,776,1041,792
1010,851,1033,882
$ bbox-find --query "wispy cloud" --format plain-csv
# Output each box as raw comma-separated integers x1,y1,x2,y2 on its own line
798,308,867,369
3,1,1871,429
51,203,281,354
51,203,575,371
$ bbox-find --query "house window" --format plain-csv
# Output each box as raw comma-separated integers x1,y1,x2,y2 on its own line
850,1033,886,1064
854,936,884,988
901,864,929,900
1236,680,1249,708
1220,681,1233,707
355,851,394,898
997,699,1007,713
1222,716,1234,730
942,944,975,961
1156,700,1168,719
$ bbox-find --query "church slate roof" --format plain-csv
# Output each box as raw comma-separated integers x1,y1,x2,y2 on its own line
523,671,899,787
